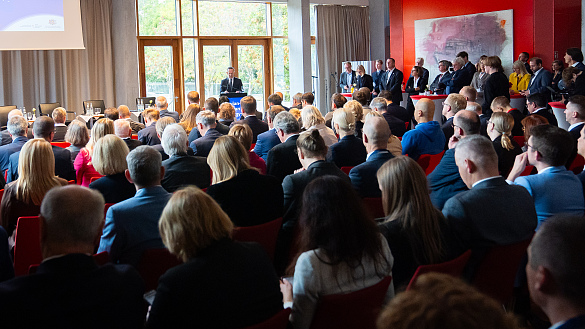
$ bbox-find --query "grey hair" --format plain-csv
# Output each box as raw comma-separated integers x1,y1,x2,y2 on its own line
7,116,28,136
114,119,131,138
370,97,387,113
453,57,466,67
126,145,162,186
273,111,300,134
196,110,217,127
454,135,497,170
156,96,168,109
161,124,188,156
8,109,23,120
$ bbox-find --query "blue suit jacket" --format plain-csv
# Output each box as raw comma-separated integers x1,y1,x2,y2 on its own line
514,166,585,230
428,148,468,210
7,145,75,183
254,128,281,161
371,70,384,93
429,71,452,94
528,68,553,96
230,116,268,143
0,136,27,173
137,124,160,146
326,135,367,168
190,128,223,157
339,70,356,91
349,150,394,197
556,315,585,329
445,69,471,94
98,185,171,266
159,110,180,123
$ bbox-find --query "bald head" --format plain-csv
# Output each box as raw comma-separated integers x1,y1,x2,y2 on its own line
363,116,390,149
156,96,168,110
414,98,435,123
8,109,23,119
114,119,132,138
459,86,477,102
454,110,481,136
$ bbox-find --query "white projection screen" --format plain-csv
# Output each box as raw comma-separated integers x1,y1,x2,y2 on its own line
0,0,84,50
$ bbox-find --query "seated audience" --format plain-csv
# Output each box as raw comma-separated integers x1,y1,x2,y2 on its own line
1,109,31,146
190,110,222,157
509,60,531,95
378,90,410,123
376,273,519,329
157,96,179,122
118,105,145,134
51,107,68,142
74,118,114,187
291,92,303,110
114,119,141,151
302,106,338,147
491,96,525,136
466,102,489,137
230,96,268,143
254,105,284,161
576,126,585,201
344,100,365,139
152,116,176,160
178,103,200,136
0,185,145,327
441,93,468,145
507,125,584,229
327,107,367,168
217,102,235,127
229,124,266,174
64,119,89,162
352,89,371,120
520,114,549,151
187,90,200,105
206,136,282,227
0,116,28,174
146,186,283,328
200,97,230,135
266,111,302,182
98,146,171,266
280,175,394,329
104,107,119,121
137,108,161,146
301,92,315,107
325,93,347,128
0,139,68,239
160,124,209,192
377,156,447,290
371,97,406,137
486,112,522,175
401,98,445,160
88,135,136,204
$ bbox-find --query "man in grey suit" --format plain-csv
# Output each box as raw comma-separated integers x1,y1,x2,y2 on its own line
380,58,404,105
429,60,452,94
520,57,553,100
443,135,537,257
339,61,356,93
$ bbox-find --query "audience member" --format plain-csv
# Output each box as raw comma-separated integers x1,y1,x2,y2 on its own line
482,56,510,116
379,90,410,123
104,107,119,121
459,85,477,103
470,55,488,91
202,97,230,134
74,118,114,187
187,90,200,104
118,105,145,134
0,185,145,328
380,58,404,105
445,57,471,94
365,111,403,156
520,114,549,151
564,47,585,71
98,146,171,266
64,120,89,162
401,98,445,160
0,226,13,282
0,116,28,174
218,95,229,106
301,92,315,107
88,135,136,204
344,100,365,138
527,92,558,126
190,110,222,157
254,105,284,161
327,107,367,167
267,92,289,113
179,103,200,136
563,95,585,167
152,116,176,160
156,96,179,122
441,93,468,144
137,108,161,146
371,97,406,137
491,96,526,136
509,60,532,95
521,57,553,101
519,51,533,74
325,93,347,127
1,109,31,146
301,105,338,146
114,119,141,151
266,111,302,182
51,107,68,142
577,127,585,206
429,60,452,95
217,102,236,127
352,89,371,119
229,123,266,174
230,96,268,142
486,112,522,175
466,102,489,136
551,59,565,94
291,92,303,110
562,66,585,98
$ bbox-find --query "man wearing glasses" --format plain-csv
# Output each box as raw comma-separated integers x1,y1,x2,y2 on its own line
429,60,452,94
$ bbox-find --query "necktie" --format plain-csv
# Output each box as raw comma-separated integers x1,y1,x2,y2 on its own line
229,79,233,91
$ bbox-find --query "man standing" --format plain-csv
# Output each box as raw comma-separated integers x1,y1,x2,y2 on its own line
220,66,244,93
413,57,430,80
380,58,404,105
339,61,356,93
230,96,268,143
429,60,452,94
520,57,553,100
371,59,384,95
156,96,179,123
518,51,533,74
445,57,471,94
456,51,476,85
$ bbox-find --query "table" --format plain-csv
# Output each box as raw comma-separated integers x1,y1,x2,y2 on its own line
549,102,569,130
410,95,448,123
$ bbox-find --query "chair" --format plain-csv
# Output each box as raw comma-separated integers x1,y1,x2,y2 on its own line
90,176,101,184
13,216,42,276
406,250,472,291
569,154,585,175
83,100,106,115
136,97,156,110
362,197,385,219
38,102,61,117
340,166,354,175
68,180,76,185
416,151,445,175
520,165,535,176
471,238,532,304
137,248,182,291
309,276,392,329
131,134,139,140
513,136,525,147
241,308,291,329
51,142,71,148
0,105,17,128
232,218,283,261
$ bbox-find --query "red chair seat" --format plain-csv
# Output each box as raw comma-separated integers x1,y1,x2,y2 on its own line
137,248,182,291
406,250,472,290
416,150,445,175
569,154,585,175
233,218,282,261
340,166,354,175
13,216,42,276
51,142,71,148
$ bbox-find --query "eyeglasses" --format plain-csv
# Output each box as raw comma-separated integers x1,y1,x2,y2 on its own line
442,101,450,106
527,143,537,151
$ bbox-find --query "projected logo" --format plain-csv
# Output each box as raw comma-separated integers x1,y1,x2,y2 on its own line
0,0,64,32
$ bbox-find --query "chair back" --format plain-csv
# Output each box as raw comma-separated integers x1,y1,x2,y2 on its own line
0,105,17,128
406,250,472,291
233,217,282,261
520,165,535,176
241,308,291,329
51,142,71,148
513,135,525,147
83,100,106,115
13,216,42,276
417,151,445,175
340,166,354,175
362,197,385,219
569,154,585,175
471,238,532,304
309,276,392,329
137,248,182,291
38,102,61,117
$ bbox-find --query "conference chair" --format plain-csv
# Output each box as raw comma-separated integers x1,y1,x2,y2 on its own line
416,150,445,175
242,308,291,329
232,217,283,261
309,276,393,329
83,100,106,115
569,154,585,175
406,249,472,291
0,105,17,128
513,136,525,147
13,216,42,276
137,248,182,292
38,102,61,117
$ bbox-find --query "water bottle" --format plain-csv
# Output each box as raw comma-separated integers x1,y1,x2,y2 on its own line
89,102,93,116
138,99,144,112
22,106,26,117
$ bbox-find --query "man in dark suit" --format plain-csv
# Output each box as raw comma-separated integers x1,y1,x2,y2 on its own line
157,96,179,123
445,57,471,94
0,185,145,327
161,124,210,192
521,57,553,101
114,119,142,151
564,95,585,167
527,92,558,126
0,116,28,174
457,51,476,85
1,109,32,146
339,61,356,93
186,97,229,143
190,110,223,157
380,58,404,105
429,60,452,94
266,111,301,182
564,47,585,72
518,51,533,74
441,93,468,146
220,66,244,93
51,107,68,142
137,108,161,146
118,105,145,134
7,116,75,183
371,59,385,95
370,97,406,137
230,96,268,143
378,90,410,123
98,146,171,266
527,215,585,329
443,135,537,258
151,117,177,161
254,105,284,161
349,116,394,197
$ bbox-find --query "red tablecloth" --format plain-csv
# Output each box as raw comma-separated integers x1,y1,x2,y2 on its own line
549,101,566,109
410,95,448,100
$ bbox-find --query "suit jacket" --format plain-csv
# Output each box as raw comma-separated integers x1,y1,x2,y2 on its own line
124,118,145,134
122,137,143,151
254,128,281,161
283,160,349,225
0,254,145,329
231,115,268,143
471,72,489,91
356,74,374,92
89,172,137,204
428,148,468,210
207,169,283,227
381,69,404,105
98,186,171,266
445,69,471,94
339,70,356,91
266,134,301,183
187,121,229,145
0,136,27,173
514,166,585,229
508,109,526,136
7,145,75,183
482,71,510,116
0,128,32,146
387,103,410,123
349,150,394,197
161,154,211,192
405,76,428,96
429,71,452,94
532,108,558,127
462,61,476,85
190,128,223,157
556,315,585,329
220,77,244,93
441,117,455,148
383,112,407,137
53,125,68,142
479,114,489,137
137,124,160,146
152,144,170,161
326,134,367,168
442,177,537,258
159,109,179,123
146,239,283,329
372,69,384,93
528,68,553,98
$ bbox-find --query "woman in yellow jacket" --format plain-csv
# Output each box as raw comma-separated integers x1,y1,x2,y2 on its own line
509,60,531,94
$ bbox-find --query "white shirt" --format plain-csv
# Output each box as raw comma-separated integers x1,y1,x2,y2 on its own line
386,68,395,83
472,176,500,188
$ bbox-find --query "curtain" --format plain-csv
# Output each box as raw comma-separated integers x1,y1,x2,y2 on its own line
0,0,115,115
316,5,370,113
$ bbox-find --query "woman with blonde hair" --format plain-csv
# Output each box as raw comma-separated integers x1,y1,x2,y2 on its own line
327,108,367,168
65,119,90,162
228,124,266,174
470,55,489,91
88,135,135,204
0,139,68,238
487,112,522,176
178,103,201,135
74,118,114,186
146,186,283,328
343,100,364,138
301,106,338,146
356,64,374,91
376,156,447,290
206,136,283,227
509,60,531,94
218,102,236,127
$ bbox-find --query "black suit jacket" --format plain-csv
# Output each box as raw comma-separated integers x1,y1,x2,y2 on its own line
159,110,180,123
7,145,75,183
532,108,558,127
122,138,143,151
371,70,384,93
429,71,452,94
462,62,476,85
53,125,68,142
220,77,244,93
383,112,407,137
441,117,455,149
387,103,410,123
137,124,160,146
266,134,301,183
482,72,510,116
0,254,145,328
206,169,283,227
508,109,526,136
326,135,367,168
190,129,223,157
89,172,137,204
162,154,211,192
231,115,268,143
445,69,471,94
146,239,283,329
381,69,404,105
356,74,374,92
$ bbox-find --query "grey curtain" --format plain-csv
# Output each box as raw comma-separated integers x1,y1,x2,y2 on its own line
0,0,115,115
316,5,370,113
